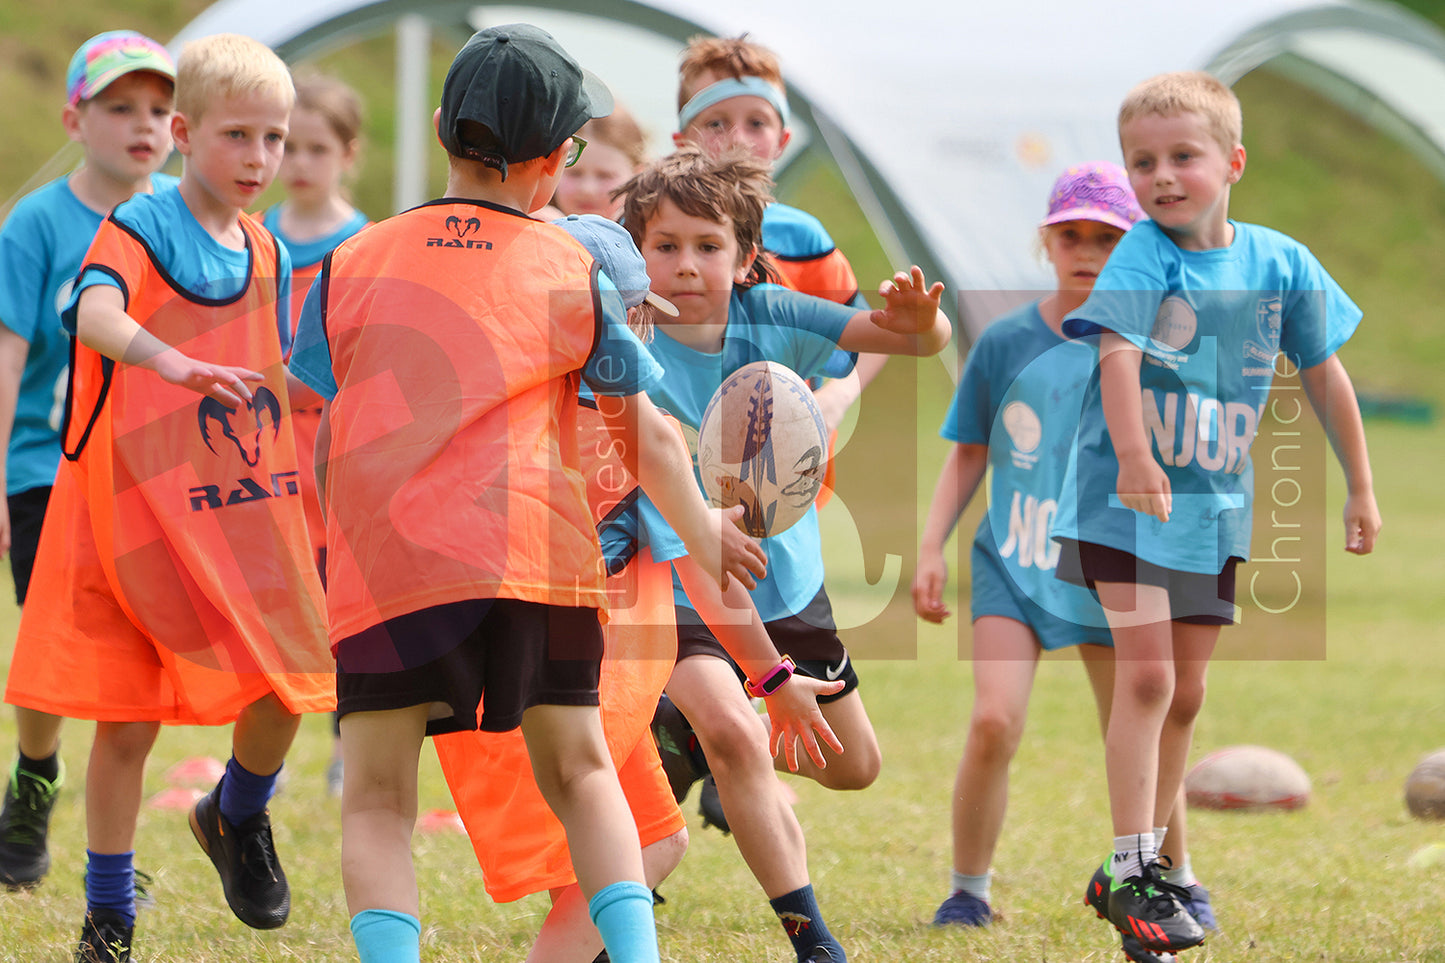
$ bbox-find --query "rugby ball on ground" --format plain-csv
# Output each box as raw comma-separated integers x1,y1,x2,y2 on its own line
1184,745,1311,811
696,361,829,538
1404,749,1445,820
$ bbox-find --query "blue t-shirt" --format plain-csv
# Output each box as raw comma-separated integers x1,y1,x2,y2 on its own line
762,202,864,377
942,301,1108,628
262,205,369,270
0,173,177,495
1052,220,1361,573
69,185,294,352
644,282,858,621
289,263,659,401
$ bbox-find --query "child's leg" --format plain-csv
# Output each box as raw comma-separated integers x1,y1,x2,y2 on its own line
520,703,656,963
85,721,160,928
951,617,1041,879
231,691,302,780
526,828,687,963
1155,623,1219,833
0,707,67,886
783,690,881,791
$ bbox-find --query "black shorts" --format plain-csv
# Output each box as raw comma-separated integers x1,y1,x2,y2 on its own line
7,486,51,606
335,599,603,736
675,585,858,702
1055,539,1239,626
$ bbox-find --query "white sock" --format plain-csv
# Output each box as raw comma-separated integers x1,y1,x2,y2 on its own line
950,869,991,902
1111,832,1157,882
1154,825,1169,852
1161,854,1197,887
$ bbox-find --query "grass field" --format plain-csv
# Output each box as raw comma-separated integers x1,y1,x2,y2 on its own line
1,414,1441,963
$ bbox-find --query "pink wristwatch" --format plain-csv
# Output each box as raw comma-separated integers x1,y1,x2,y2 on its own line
745,656,796,697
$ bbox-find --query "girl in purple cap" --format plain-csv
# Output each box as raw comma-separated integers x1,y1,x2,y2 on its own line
913,162,1212,962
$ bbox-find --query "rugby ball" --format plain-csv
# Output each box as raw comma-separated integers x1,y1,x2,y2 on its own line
1404,749,1445,820
696,361,829,538
1184,745,1311,811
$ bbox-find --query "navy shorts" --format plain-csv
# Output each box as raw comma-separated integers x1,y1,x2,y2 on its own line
1055,539,1239,626
336,599,603,735
675,585,858,702
7,486,50,606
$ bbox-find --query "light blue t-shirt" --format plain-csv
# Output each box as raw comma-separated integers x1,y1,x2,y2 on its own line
762,202,865,377
0,173,176,495
1052,220,1361,573
69,185,294,352
644,282,858,621
942,300,1108,629
262,206,369,270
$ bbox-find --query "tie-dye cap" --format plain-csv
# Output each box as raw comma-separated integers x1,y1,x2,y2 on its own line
1041,161,1144,232
66,30,175,107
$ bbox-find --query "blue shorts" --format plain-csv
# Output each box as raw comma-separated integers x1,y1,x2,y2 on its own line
970,542,1113,651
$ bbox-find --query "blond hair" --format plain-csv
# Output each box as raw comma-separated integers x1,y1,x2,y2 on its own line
577,105,649,169
176,33,294,122
1119,71,1242,154
677,34,785,110
618,146,777,288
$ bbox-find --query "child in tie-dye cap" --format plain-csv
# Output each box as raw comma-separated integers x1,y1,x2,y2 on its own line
914,162,1214,963
0,29,175,893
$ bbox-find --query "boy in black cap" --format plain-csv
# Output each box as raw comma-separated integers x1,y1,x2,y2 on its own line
288,24,766,963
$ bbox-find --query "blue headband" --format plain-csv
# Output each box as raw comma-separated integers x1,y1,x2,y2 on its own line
677,76,789,131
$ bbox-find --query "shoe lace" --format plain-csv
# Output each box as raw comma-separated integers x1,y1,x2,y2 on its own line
241,822,280,882
1134,862,1195,918
3,770,58,845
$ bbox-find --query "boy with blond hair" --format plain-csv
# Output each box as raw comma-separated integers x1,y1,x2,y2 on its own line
4,33,334,962
1053,71,1379,953
0,30,176,892
288,24,766,963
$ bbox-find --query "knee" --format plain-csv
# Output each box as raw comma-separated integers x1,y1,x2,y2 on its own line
695,710,770,776
1121,664,1174,711
809,734,882,791
967,704,1026,761
243,693,302,730
1168,674,1208,724
95,721,160,763
643,827,688,888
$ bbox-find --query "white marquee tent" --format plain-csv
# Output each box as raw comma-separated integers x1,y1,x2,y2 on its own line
170,0,1445,338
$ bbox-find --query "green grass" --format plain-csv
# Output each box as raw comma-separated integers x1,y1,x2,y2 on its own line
2,418,1442,962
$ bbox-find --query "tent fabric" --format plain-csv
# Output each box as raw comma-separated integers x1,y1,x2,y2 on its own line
171,0,1445,337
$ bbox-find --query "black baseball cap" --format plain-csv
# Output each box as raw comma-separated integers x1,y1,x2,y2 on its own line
439,23,613,175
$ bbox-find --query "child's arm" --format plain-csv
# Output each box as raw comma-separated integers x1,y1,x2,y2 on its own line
913,442,988,623
1100,332,1171,522
601,390,766,591
0,325,26,556
1300,354,1380,554
673,555,845,772
314,398,331,513
75,285,262,406
835,266,951,357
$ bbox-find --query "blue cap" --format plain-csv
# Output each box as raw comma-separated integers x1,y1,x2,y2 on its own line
553,214,678,316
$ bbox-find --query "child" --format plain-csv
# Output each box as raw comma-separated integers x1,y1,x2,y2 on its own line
262,70,371,797
551,106,650,220
0,29,176,891
1051,72,1380,954
286,25,766,963
3,33,335,962
620,146,950,963
914,162,1210,963
434,214,843,963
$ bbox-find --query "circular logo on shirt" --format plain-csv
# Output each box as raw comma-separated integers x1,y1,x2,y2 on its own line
54,277,76,319
1001,401,1042,454
1151,296,1197,351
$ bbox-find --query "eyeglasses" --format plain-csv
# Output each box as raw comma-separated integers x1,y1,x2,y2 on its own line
565,135,587,168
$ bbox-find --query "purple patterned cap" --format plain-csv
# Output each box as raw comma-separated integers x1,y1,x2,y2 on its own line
1042,161,1144,232
67,31,175,107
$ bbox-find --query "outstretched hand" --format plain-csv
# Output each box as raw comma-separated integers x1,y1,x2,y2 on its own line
154,351,264,407
870,266,945,335
764,675,846,771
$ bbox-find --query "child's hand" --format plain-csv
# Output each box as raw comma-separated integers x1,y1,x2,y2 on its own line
709,504,767,590
154,350,264,407
912,551,952,623
1342,490,1381,554
764,675,846,772
1116,453,1172,522
870,266,945,335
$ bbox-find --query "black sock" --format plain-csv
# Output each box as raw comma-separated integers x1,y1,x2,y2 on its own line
17,749,60,783
770,885,844,961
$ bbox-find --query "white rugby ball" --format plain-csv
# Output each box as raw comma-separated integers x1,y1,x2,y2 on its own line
1404,749,1445,820
1184,745,1311,812
696,361,829,538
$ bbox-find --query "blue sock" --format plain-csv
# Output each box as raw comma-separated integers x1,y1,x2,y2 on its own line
770,885,845,962
218,755,279,825
350,909,421,963
588,881,659,963
84,850,136,926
